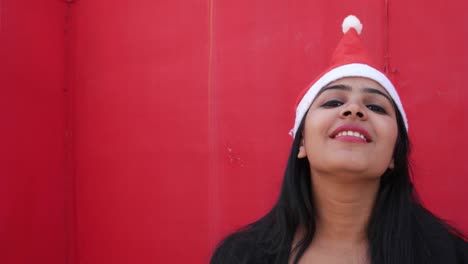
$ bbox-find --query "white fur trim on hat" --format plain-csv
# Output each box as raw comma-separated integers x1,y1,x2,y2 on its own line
290,63,408,137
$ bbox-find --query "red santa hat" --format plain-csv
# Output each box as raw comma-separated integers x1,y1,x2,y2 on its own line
291,15,408,137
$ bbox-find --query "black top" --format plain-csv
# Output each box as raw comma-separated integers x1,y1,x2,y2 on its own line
210,218,468,264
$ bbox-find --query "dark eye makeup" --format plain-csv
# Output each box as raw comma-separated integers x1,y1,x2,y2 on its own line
320,100,343,108
366,104,387,114
320,99,388,114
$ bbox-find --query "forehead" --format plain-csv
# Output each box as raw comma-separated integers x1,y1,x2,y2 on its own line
325,77,390,96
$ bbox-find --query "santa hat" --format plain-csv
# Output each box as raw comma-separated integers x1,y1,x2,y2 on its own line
290,15,408,137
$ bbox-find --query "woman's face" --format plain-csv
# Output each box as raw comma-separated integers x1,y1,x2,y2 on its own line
298,77,398,180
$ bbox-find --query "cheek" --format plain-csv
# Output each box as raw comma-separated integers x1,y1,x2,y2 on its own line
302,110,334,153
376,119,398,155
303,110,335,135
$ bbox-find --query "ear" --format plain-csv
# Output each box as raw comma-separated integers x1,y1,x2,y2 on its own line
297,139,307,159
388,159,394,169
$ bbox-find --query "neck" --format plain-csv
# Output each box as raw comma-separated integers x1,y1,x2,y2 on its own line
311,172,380,246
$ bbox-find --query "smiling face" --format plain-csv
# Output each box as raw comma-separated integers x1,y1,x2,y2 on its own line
298,77,398,181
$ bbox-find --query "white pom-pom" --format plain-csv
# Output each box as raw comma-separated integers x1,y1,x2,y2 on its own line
342,15,363,35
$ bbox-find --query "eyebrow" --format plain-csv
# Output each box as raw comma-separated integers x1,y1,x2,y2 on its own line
317,84,393,103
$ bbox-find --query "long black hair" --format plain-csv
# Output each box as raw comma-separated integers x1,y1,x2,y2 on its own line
210,109,467,264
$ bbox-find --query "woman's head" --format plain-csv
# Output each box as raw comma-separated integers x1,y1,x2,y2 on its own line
297,77,399,182
290,15,409,184
290,15,408,139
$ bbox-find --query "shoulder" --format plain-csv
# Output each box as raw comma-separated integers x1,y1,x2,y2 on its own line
210,230,272,264
452,234,468,263
431,232,468,263
413,205,468,263
210,232,255,264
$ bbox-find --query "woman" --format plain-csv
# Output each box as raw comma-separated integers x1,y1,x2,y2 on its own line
210,15,468,264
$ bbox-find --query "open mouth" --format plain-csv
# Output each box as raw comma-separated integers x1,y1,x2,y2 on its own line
334,130,367,141
330,125,372,143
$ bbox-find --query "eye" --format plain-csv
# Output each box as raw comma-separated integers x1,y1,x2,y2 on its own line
321,100,343,108
367,104,387,114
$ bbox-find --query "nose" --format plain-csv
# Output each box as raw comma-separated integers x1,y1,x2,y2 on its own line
340,103,367,120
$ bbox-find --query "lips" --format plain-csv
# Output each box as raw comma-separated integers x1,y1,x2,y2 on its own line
330,125,372,143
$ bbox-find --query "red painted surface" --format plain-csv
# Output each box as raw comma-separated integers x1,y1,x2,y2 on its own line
0,0,67,264
69,0,211,263
1,0,467,263
389,0,468,228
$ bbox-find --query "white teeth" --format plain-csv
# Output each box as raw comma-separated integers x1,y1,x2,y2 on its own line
335,130,367,141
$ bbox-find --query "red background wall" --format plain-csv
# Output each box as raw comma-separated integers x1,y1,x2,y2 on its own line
1,0,467,263
0,0,68,263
